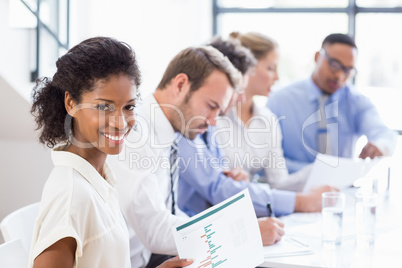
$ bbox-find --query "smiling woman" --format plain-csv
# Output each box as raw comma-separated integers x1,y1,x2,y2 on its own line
28,37,193,268
29,37,140,268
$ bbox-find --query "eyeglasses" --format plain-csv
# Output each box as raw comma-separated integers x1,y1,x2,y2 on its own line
320,49,356,77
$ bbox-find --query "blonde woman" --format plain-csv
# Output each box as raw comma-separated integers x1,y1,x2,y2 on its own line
216,32,312,191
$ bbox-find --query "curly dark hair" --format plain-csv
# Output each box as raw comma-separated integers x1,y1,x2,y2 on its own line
31,36,141,148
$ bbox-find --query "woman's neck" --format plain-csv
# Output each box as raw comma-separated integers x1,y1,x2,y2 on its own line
237,97,254,127
65,144,107,179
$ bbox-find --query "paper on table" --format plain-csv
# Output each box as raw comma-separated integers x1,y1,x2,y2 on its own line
284,217,356,240
303,154,382,192
172,189,263,268
264,236,313,258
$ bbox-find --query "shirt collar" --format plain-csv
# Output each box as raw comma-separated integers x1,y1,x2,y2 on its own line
307,76,323,102
227,101,262,126
51,148,116,202
227,107,240,124
308,76,348,103
142,94,177,147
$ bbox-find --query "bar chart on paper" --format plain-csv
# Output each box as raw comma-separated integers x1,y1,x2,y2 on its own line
196,223,227,267
172,189,264,268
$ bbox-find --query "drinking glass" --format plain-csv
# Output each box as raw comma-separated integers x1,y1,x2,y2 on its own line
355,191,377,247
322,192,345,246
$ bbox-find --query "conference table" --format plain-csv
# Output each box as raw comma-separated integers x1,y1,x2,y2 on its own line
260,164,402,268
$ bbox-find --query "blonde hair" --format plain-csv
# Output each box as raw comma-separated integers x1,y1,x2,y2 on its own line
230,32,278,60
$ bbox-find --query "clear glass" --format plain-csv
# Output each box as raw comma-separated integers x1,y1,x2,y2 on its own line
218,13,348,87
322,192,345,246
355,13,402,131
355,191,377,248
218,0,348,8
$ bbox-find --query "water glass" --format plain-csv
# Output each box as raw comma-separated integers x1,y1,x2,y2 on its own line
355,191,377,247
322,192,345,246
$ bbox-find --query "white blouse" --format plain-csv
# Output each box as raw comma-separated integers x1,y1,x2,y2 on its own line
216,102,311,191
29,148,131,268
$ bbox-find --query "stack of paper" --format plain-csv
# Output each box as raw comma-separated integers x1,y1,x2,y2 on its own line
264,236,313,258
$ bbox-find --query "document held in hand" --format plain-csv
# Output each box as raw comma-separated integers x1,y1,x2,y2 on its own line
172,189,264,268
303,153,387,192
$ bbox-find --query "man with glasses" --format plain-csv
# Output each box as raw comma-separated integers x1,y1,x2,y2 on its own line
267,33,397,173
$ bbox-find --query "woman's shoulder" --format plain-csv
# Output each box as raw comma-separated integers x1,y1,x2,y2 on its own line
44,166,74,193
42,166,96,207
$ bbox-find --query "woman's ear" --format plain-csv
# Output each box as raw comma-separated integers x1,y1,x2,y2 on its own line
65,91,76,117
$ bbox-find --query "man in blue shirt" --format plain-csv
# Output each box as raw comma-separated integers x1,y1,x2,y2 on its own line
178,125,334,217
178,36,336,218
267,33,397,173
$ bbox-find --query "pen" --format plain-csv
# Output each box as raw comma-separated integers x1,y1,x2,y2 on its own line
267,202,275,217
288,237,309,248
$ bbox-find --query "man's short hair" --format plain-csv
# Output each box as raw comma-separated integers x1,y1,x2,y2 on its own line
322,33,357,49
157,46,242,93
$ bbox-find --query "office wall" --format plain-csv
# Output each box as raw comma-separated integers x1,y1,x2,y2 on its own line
0,140,51,219
70,0,213,98
0,75,52,243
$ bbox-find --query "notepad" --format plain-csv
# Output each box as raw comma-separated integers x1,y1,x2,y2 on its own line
263,236,313,258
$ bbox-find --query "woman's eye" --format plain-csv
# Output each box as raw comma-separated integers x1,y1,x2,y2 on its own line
96,104,110,111
125,105,136,111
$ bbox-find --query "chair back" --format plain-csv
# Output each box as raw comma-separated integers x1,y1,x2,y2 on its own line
0,202,40,254
0,238,28,268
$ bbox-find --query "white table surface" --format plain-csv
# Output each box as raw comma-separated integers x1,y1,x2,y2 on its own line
259,169,402,268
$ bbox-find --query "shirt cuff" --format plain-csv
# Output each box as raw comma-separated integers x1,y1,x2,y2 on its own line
271,189,297,216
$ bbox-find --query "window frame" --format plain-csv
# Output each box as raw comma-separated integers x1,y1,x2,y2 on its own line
212,0,402,37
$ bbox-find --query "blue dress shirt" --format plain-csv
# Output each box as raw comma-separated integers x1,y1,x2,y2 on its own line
177,127,296,218
267,77,397,173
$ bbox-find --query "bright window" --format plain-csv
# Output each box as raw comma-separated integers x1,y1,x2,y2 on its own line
355,13,402,131
214,0,402,132
219,13,348,86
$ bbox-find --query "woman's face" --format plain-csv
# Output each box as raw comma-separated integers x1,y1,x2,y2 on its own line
247,48,279,97
67,74,137,156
